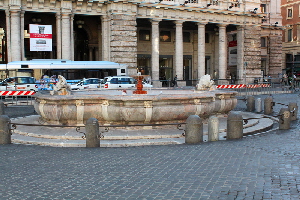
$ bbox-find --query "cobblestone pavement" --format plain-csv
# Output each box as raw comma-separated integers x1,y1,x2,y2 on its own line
1,93,300,199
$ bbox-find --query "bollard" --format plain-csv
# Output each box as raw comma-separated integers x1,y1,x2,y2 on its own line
288,102,298,121
185,115,203,144
255,98,262,113
0,101,5,115
279,108,291,130
246,96,255,112
0,115,11,144
85,118,100,147
208,116,219,141
227,112,243,139
264,96,274,115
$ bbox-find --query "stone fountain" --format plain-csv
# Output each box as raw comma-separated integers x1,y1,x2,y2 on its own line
34,75,237,125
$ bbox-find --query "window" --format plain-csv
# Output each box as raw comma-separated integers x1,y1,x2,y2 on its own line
139,30,150,41
183,32,190,42
160,31,171,42
260,4,266,13
261,37,267,47
286,54,293,62
294,55,300,61
288,29,292,42
287,8,293,18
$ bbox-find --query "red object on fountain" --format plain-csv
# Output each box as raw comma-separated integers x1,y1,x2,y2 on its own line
133,76,147,94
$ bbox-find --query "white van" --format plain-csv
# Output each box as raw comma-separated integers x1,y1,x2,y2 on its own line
103,76,153,89
0,76,38,91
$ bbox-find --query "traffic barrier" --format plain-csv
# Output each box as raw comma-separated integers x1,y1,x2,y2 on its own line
185,115,203,144
227,112,243,139
0,91,36,96
0,115,11,144
208,116,219,142
85,118,100,147
216,84,271,89
264,96,274,115
246,96,255,112
217,84,246,89
279,108,291,130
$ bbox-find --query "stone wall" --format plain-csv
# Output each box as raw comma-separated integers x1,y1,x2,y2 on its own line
269,30,283,77
244,25,262,82
109,13,137,76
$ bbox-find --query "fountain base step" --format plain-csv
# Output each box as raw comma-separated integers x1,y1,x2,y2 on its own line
11,112,276,147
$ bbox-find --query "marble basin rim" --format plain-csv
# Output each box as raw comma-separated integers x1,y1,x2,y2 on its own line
33,89,238,125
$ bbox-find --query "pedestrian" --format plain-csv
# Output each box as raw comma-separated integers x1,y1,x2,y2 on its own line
283,73,288,85
162,75,167,86
173,75,178,87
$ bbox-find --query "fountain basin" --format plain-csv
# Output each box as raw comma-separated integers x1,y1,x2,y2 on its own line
33,89,237,125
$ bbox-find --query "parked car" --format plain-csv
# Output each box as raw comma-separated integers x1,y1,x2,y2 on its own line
0,76,38,91
82,78,101,89
66,80,84,90
102,76,153,89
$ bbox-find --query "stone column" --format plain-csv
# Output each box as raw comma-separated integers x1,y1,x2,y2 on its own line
10,9,22,61
97,23,101,60
20,11,25,61
237,25,245,84
5,10,11,62
89,48,93,61
151,19,160,87
197,22,206,79
175,21,184,81
70,14,74,61
56,12,62,59
61,12,72,60
218,24,227,81
297,24,300,43
101,15,110,61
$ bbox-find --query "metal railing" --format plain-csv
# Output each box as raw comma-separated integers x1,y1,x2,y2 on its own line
0,95,35,106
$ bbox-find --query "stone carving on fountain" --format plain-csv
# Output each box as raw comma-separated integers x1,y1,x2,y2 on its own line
50,75,71,95
196,74,216,91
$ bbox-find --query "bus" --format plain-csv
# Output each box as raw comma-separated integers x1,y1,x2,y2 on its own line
0,59,128,80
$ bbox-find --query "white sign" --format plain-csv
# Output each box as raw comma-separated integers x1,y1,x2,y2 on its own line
29,24,52,51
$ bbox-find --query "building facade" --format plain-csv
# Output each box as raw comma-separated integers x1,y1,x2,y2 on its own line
282,0,300,76
0,0,282,85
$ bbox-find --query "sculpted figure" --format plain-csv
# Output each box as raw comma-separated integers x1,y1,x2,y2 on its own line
196,74,216,91
50,75,71,95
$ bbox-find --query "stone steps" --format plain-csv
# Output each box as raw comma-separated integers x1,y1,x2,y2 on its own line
10,112,276,147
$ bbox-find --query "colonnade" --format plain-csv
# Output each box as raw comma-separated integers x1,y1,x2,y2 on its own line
5,9,245,84
150,19,245,84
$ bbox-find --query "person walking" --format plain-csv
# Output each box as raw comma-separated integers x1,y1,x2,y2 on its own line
173,75,178,87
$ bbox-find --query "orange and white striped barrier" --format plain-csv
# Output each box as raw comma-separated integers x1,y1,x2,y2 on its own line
0,91,36,96
217,84,271,89
217,84,246,89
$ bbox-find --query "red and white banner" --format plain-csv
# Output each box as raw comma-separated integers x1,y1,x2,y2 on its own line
0,91,36,96
29,24,52,51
